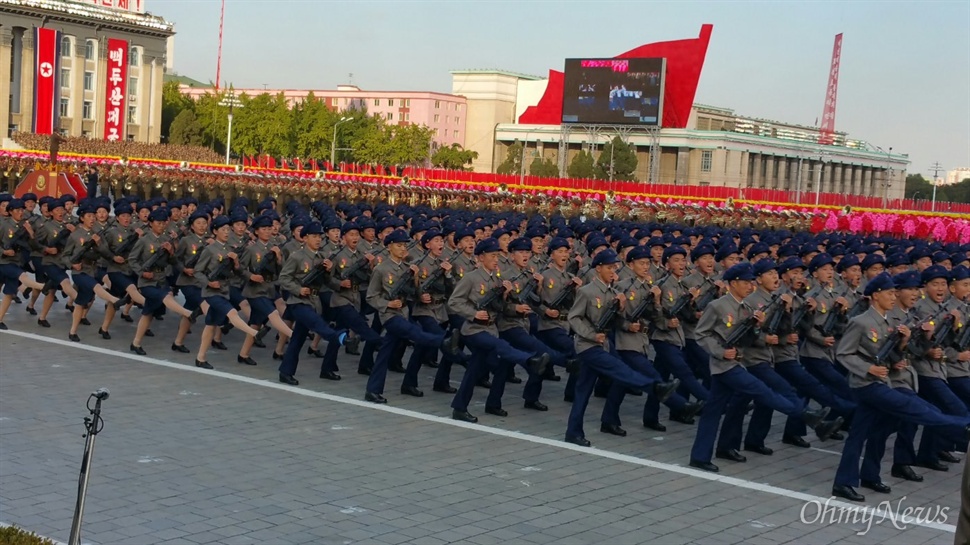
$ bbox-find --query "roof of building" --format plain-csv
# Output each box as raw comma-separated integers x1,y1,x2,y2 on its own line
0,0,175,33
450,68,544,81
164,73,208,88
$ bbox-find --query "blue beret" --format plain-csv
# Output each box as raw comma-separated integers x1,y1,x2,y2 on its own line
39,196,54,207
662,245,687,265
474,238,501,255
421,229,443,246
893,270,921,289
509,238,532,252
547,237,569,254
384,229,410,245
212,215,232,230
909,247,932,261
559,228,574,239
188,211,208,224
747,242,770,260
229,212,248,225
777,244,799,259
526,228,546,239
21,193,37,202
257,201,273,213
148,208,169,222
887,253,911,268
777,257,806,275
324,219,342,232
836,254,861,273
455,227,475,241
592,249,620,267
587,236,609,252
491,227,511,240
341,222,361,236
950,265,970,282
723,263,756,282
647,237,665,248
799,243,819,258
617,237,638,250
77,203,96,216
62,194,76,203
251,215,273,230
0,194,11,204
860,254,886,271
932,251,952,264
920,264,949,285
753,259,777,277
627,245,651,263
114,204,132,216
6,198,24,211
808,253,835,273
864,272,895,296
358,217,376,230
715,244,739,262
302,221,325,236
690,245,715,262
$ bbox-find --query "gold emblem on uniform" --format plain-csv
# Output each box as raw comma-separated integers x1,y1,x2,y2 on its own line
869,329,879,343
479,283,486,295
340,258,346,269
726,313,734,328
629,291,636,301
548,280,554,289
595,297,602,309
820,303,827,314
149,244,155,254
388,273,394,285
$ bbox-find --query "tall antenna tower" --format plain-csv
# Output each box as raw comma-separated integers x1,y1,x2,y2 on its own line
215,0,225,91
818,33,843,146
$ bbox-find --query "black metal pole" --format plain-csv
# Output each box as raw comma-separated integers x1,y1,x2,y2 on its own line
68,388,108,545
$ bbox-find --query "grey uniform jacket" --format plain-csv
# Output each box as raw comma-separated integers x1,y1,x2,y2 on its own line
367,257,413,325
451,252,477,283
128,231,173,289
798,285,841,362
412,252,453,323
887,306,919,391
912,295,952,380
946,298,970,378
175,233,208,288
695,293,754,375
652,274,688,347
568,278,620,354
497,263,534,333
38,219,70,268
328,246,368,309
836,307,897,389
279,246,328,315
680,270,714,340
741,288,779,367
195,240,234,298
614,276,657,354
448,266,505,337
0,217,25,266
537,264,577,332
102,224,136,275
240,240,280,299
64,225,102,277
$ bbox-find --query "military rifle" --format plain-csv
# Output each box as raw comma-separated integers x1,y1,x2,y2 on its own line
2,223,30,253
70,228,108,265
819,301,848,338
594,288,622,333
114,232,140,257
250,250,278,281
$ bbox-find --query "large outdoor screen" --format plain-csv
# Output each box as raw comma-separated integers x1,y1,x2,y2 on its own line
561,58,665,125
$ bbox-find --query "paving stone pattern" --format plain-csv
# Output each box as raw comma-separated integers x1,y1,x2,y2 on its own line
0,307,960,544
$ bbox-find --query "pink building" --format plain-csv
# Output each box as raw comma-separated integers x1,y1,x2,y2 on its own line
180,84,466,148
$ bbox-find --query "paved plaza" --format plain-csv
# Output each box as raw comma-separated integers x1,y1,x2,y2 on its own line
0,307,962,545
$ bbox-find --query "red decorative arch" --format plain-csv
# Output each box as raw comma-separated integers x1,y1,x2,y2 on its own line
518,24,713,129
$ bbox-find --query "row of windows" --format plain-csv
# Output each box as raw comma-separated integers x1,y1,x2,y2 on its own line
61,37,140,66
59,98,136,122
60,69,138,98
430,128,460,139
373,98,411,107
433,100,462,111
431,114,461,125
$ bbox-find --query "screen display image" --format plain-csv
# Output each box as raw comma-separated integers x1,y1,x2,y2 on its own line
561,58,665,125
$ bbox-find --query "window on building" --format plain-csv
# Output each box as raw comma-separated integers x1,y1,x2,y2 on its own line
434,100,440,109
455,116,459,125
432,128,438,136
386,112,393,121
128,106,137,124
701,150,712,173
83,71,94,91
387,99,394,107
84,40,95,61
404,113,410,121
81,130,90,138
130,47,139,67
128,77,138,97
59,98,69,118
61,37,72,57
60,68,70,88
82,101,93,120
405,99,410,107
454,131,460,140
374,99,380,106
433,114,439,123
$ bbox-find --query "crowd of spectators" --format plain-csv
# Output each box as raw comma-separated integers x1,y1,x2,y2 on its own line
10,132,223,164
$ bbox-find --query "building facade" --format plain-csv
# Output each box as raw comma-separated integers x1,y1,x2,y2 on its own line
180,85,467,149
945,167,970,186
0,0,174,142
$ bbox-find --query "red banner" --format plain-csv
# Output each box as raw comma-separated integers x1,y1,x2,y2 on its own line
33,27,61,135
103,38,128,141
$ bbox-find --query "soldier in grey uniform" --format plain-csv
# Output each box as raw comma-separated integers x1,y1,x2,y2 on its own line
171,210,211,353
64,203,124,342
97,203,147,339
34,197,80,328
237,214,292,366
0,199,43,329
407,228,458,397
536,237,583,401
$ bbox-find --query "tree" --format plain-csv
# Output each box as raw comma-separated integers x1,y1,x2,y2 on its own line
496,141,523,175
904,173,950,202
168,109,204,146
567,150,595,179
594,137,638,181
388,123,433,166
529,156,559,177
161,79,193,143
431,143,478,170
352,121,394,166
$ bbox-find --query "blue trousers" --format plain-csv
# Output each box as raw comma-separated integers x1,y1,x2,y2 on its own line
537,327,578,399
358,313,383,372
406,315,463,390
690,365,802,463
368,315,443,395
950,376,970,410
718,362,805,451
892,388,920,465
916,376,970,464
773,359,857,437
653,341,709,403
684,339,712,390
801,356,854,420
603,350,691,427
834,382,970,487
500,326,564,404
566,346,658,440
279,304,342,378
451,331,531,412
322,304,382,374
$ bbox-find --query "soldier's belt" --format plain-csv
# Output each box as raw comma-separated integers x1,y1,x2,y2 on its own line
557,314,570,322
473,318,496,326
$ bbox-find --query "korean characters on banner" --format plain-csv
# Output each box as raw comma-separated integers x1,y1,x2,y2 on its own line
103,39,128,142
33,27,62,135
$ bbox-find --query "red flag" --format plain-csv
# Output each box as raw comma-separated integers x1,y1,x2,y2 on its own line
268,156,277,169
311,159,319,170
294,158,303,170
33,27,62,135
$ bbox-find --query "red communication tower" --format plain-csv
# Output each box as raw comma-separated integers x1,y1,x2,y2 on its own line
818,33,842,145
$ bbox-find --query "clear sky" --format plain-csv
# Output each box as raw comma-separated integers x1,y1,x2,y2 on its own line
155,0,969,180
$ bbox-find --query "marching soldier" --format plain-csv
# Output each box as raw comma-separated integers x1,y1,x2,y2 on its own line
64,203,126,342
171,209,210,353
97,203,148,339
0,199,44,329
237,214,292,366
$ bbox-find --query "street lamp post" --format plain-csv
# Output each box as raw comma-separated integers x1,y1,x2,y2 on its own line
931,178,939,213
218,89,243,166
331,116,351,170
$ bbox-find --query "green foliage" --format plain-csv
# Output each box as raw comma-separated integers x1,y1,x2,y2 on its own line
529,156,559,177
904,173,970,203
496,141,523,175
594,137,638,181
168,109,204,146
567,150,596,179
0,526,55,545
431,143,478,170
161,80,193,143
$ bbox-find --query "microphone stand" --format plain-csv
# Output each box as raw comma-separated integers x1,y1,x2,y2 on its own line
68,389,109,545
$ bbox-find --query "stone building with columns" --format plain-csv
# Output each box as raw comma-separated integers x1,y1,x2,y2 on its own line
0,0,174,143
